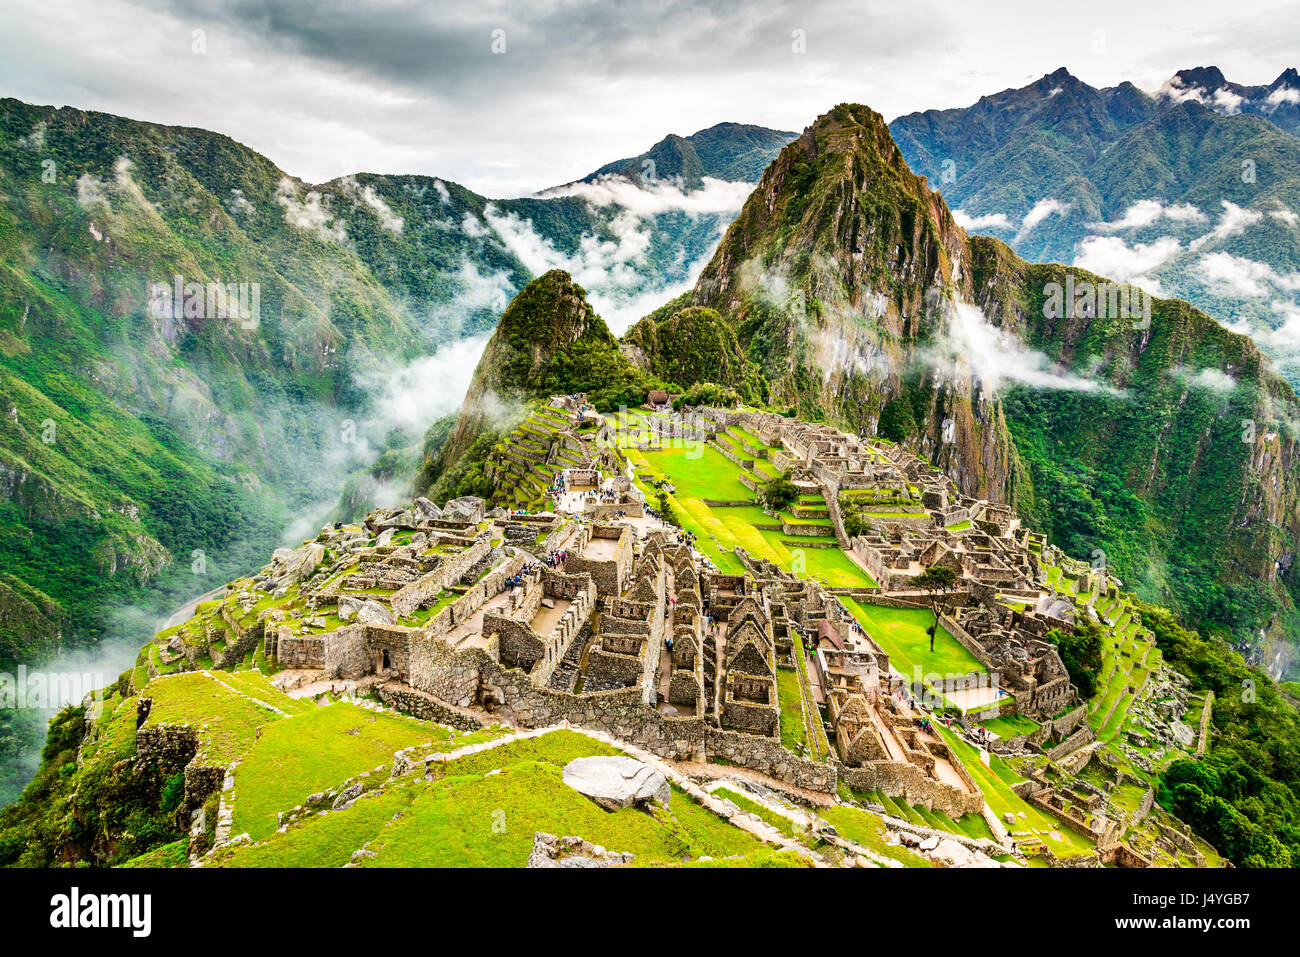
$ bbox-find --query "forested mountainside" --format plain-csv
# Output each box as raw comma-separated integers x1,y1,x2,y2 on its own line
889,68,1300,385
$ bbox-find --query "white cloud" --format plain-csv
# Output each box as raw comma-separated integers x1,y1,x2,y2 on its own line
539,174,754,216
341,176,404,233
1198,251,1300,297
228,187,255,214
925,300,1124,397
1265,86,1300,111
953,209,1013,231
1269,205,1299,226
1225,306,1300,360
1156,75,1205,104
76,172,106,209
276,177,347,243
368,334,490,437
479,175,746,332
1175,365,1237,393
1189,200,1264,251
1074,235,1181,292
1018,198,1070,239
1211,87,1246,114
16,120,46,149
1089,199,1206,232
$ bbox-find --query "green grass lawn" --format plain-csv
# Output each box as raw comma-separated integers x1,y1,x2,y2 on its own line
841,599,984,682
232,702,498,841
331,731,771,867
142,672,285,765
639,445,755,501
776,668,808,752
632,446,875,587
978,713,1040,740
818,805,932,868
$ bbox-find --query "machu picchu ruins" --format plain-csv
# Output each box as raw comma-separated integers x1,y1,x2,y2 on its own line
113,398,1224,870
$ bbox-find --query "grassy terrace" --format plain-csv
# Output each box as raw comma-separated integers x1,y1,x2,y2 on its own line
854,788,997,841
626,435,875,588
816,804,932,868
1087,592,1164,752
841,598,985,685
212,730,775,868
232,703,503,841
935,724,1094,859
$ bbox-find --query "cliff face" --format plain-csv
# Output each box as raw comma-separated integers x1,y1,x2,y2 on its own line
683,102,1300,657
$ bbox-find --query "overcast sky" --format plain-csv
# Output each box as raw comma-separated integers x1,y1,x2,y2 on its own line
1,0,1297,196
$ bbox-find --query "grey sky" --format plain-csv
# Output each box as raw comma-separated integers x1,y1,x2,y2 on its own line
1,0,1296,195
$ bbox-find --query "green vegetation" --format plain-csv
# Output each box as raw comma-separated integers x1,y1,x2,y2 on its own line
842,598,984,683
1138,601,1300,867
232,702,493,841
1048,621,1105,699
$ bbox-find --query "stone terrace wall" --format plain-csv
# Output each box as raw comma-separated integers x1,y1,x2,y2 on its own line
838,759,984,818
397,632,842,791
391,536,491,618
707,727,836,792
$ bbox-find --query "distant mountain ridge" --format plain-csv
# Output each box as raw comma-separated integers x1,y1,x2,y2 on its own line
889,67,1300,383
578,122,798,189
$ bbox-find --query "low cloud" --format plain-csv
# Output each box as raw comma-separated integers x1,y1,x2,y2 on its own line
1198,251,1300,298
1175,365,1237,393
368,334,490,437
1073,235,1180,293
277,177,347,242
341,176,404,233
1189,200,1263,251
480,174,744,332
539,174,754,216
1265,86,1300,111
924,300,1124,398
1017,198,1070,239
1089,199,1206,232
953,209,1013,231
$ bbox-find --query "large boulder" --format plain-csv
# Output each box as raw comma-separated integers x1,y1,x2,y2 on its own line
414,497,442,520
444,496,486,524
561,756,670,810
355,599,397,626
272,542,325,585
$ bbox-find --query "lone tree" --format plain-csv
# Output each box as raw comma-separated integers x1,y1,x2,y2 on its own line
760,470,799,512
912,564,958,652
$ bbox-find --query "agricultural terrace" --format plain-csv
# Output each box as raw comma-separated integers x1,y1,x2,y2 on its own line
840,598,994,709
612,411,875,588
209,730,794,869
935,724,1095,860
